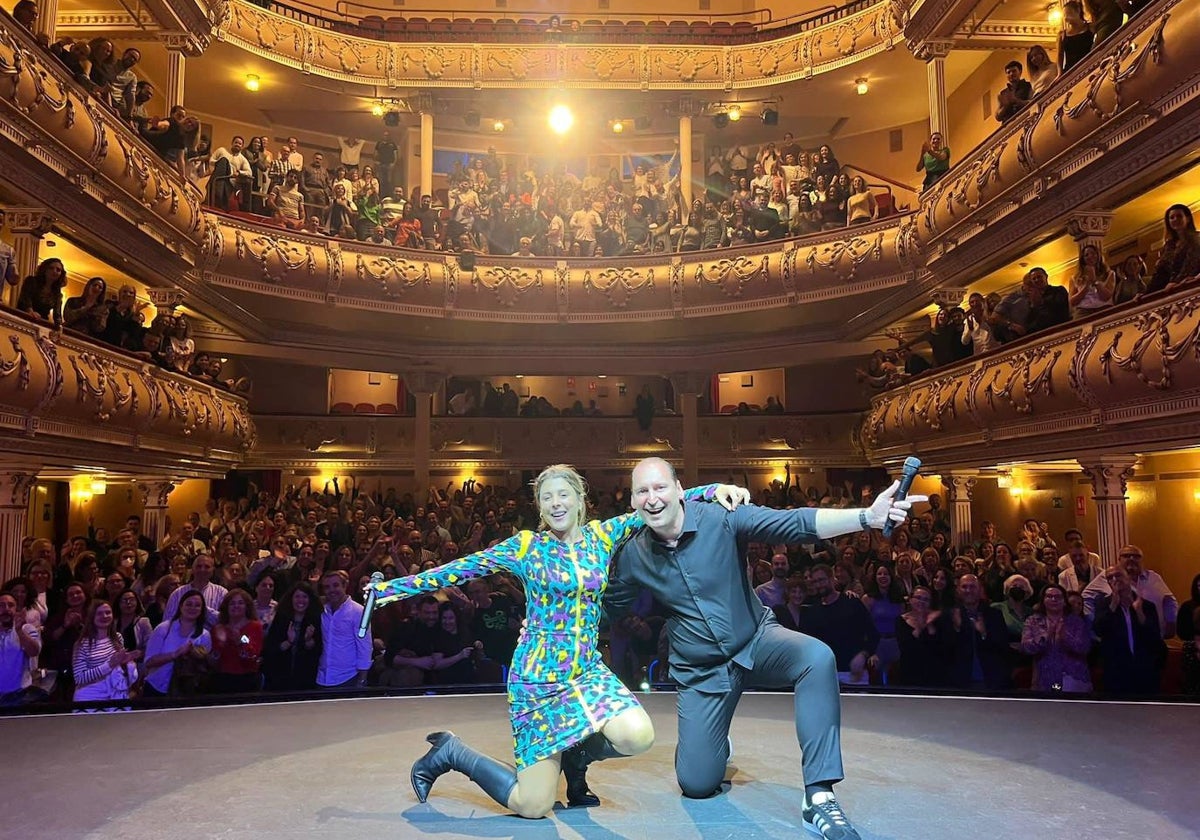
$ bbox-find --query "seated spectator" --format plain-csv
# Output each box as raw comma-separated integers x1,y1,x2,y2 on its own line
797,564,879,686
1058,2,1095,73
1020,584,1091,693
1068,243,1115,317
1094,566,1166,695
1026,45,1059,95
208,589,263,694
72,600,140,705
431,602,482,685
755,553,792,608
0,592,43,705
464,578,519,669
894,586,949,687
936,574,1012,690
62,276,110,339
99,284,148,350
261,582,322,691
995,60,1033,123
916,132,951,190
1144,204,1200,295
379,594,441,687
142,589,212,697
16,257,67,326
772,575,807,632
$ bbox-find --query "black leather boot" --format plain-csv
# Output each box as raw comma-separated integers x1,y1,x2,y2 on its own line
411,731,518,807
560,732,627,807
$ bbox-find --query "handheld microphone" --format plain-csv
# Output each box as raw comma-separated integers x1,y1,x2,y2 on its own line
881,456,922,539
357,571,385,639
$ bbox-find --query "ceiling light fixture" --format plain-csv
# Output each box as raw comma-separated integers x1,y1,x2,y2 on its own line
727,105,741,122
855,78,869,95
548,104,573,135
245,74,260,92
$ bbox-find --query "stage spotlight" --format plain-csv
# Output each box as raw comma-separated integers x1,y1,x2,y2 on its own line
727,105,741,121
548,104,573,135
713,113,729,129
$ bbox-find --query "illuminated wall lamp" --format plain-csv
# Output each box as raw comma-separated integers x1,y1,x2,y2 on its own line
90,477,107,495
371,103,384,117
727,105,741,122
855,78,869,96
245,74,260,92
1047,3,1063,24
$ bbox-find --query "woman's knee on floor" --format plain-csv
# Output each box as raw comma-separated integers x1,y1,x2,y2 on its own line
602,707,655,756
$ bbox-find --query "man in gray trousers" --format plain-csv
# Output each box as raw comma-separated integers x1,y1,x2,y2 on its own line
603,457,924,840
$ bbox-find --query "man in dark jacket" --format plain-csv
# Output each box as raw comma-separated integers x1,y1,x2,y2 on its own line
936,574,1012,690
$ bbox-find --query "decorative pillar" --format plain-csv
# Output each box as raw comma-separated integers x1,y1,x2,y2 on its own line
679,112,694,214
417,94,435,202
405,372,442,494
917,40,953,141
1078,455,1138,567
0,462,40,581
940,471,978,552
36,0,58,40
137,479,177,550
1066,210,1115,257
165,50,186,112
669,372,707,488
5,208,54,308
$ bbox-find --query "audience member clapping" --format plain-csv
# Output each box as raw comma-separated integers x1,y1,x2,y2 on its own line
1019,584,1092,693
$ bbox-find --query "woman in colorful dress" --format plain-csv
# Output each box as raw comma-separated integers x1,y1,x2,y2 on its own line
368,464,745,819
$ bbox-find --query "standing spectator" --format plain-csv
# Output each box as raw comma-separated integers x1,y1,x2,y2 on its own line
1094,566,1166,695
0,208,18,289
317,570,371,689
936,574,1011,690
162,555,228,629
916,132,951,190
208,589,263,694
301,152,332,221
1112,254,1148,304
261,582,323,692
796,564,879,686
142,589,211,698
1144,204,1200,295
995,61,1033,123
1020,584,1092,693
845,177,877,226
905,307,971,368
1081,545,1177,638
894,586,948,687
1068,243,1115,318
41,582,89,696
17,257,67,326
862,564,906,680
206,135,253,211
1022,267,1071,336
267,170,305,230
11,1,39,30
1085,0,1125,42
1058,2,1095,73
374,131,397,196
62,276,110,339
1026,45,1059,95
569,202,602,257
961,291,996,355
72,600,140,704
114,590,152,653
253,574,278,634
0,593,42,705
1176,573,1200,696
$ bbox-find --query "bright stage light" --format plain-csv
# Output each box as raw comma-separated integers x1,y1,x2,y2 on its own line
548,104,574,135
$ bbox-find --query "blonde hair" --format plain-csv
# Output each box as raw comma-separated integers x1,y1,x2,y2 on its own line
532,464,589,531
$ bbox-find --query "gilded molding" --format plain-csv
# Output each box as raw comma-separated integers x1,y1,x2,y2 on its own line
216,0,901,89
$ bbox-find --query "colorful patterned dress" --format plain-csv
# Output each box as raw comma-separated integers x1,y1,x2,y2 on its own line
373,486,719,769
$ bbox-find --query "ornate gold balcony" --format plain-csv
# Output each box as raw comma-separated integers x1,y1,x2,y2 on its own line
0,311,256,476
214,0,903,89
863,286,1200,469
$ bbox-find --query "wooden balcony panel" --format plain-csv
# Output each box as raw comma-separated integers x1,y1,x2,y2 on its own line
0,311,255,474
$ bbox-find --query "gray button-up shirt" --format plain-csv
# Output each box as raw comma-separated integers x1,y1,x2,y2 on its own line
606,502,820,691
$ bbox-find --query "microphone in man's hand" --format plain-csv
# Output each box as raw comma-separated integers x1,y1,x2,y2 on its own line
357,571,385,639
881,456,922,539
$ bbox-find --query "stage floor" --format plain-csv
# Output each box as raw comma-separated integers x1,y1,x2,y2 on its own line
3,692,1197,840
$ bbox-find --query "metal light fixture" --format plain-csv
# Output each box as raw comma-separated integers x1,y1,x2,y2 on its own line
245,74,260,92
727,105,741,122
371,103,384,117
611,120,624,133
855,78,869,95
90,477,107,495
493,120,505,132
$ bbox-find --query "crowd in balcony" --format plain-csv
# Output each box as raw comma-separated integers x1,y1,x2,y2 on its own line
0,215,248,393
3,471,1195,707
859,203,1200,390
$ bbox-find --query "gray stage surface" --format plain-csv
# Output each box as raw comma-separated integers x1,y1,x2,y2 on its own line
3,692,1197,840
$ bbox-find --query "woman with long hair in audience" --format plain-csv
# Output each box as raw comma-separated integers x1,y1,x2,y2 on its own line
863,564,906,681
261,581,323,691
916,132,952,190
16,257,68,326
1057,1,1094,73
845,176,877,227
114,589,153,653
101,572,128,605
1145,204,1200,294
772,575,807,632
143,589,211,698
982,541,1015,601
2,576,41,631
1020,583,1092,693
208,589,263,694
930,567,955,610
1069,243,1115,318
73,600,141,705
1025,45,1059,95
62,276,110,339
41,582,89,698
367,465,745,818
1112,254,1148,304
431,602,482,685
895,586,949,687
252,572,278,634
144,573,180,627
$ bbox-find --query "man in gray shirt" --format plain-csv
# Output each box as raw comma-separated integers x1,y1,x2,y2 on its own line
602,457,924,840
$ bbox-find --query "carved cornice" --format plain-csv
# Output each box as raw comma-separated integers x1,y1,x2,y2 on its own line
950,22,1060,50
54,11,160,33
0,19,205,252
0,310,255,475
246,412,869,471
215,0,901,89
863,286,1200,469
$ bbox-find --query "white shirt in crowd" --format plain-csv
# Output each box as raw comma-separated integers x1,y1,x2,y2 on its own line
318,598,373,687
0,623,41,693
1081,569,1178,637
163,581,229,629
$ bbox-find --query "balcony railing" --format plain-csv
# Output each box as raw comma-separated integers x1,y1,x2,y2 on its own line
0,310,256,475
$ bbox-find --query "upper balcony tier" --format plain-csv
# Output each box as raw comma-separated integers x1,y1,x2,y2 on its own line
0,309,256,477
213,0,904,89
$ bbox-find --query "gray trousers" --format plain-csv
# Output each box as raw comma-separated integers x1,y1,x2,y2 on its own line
674,621,844,798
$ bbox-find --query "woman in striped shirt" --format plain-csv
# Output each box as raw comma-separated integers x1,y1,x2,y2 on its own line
73,601,141,704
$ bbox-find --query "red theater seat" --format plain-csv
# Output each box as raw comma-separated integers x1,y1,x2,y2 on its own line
354,403,377,414
331,402,354,414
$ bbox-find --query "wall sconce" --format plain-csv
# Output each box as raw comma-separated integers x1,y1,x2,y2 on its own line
371,103,384,117
996,472,1013,489
1009,486,1023,498
727,105,741,122
245,74,261,92
855,78,869,96
1047,3,1063,24
1193,489,1200,504
90,477,107,495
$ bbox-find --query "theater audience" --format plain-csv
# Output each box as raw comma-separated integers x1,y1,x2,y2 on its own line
916,132,951,190
1144,204,1200,295
1026,45,1059,95
1093,566,1166,695
797,564,879,686
1058,2,1095,73
937,574,1012,690
261,582,323,691
142,589,211,697
1020,584,1092,693
1068,244,1115,318
894,586,948,687
995,61,1033,123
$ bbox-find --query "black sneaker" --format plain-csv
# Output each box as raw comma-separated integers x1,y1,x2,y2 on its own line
802,793,862,840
